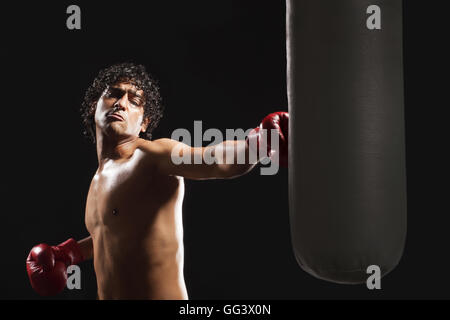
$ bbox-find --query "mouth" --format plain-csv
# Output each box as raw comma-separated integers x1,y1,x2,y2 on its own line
107,113,125,121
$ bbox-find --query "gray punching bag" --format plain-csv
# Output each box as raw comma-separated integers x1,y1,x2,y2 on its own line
286,0,407,284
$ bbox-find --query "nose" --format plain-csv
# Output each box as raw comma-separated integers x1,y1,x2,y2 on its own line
114,92,129,111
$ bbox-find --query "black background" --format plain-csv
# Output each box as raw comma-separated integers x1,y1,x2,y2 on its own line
1,1,449,300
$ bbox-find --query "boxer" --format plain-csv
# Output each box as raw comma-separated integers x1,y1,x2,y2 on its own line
26,62,288,299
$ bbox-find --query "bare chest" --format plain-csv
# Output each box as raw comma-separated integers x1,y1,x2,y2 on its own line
85,153,151,231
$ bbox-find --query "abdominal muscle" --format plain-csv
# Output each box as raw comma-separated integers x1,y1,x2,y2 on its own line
92,219,187,300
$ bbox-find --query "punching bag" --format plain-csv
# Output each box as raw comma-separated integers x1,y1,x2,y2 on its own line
286,0,407,284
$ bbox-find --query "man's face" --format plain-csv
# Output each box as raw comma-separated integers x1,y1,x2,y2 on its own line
95,82,148,140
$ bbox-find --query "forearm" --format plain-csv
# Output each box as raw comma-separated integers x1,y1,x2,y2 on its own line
77,236,93,261
206,140,258,179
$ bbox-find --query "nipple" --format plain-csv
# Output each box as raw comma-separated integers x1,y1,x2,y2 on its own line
112,209,118,216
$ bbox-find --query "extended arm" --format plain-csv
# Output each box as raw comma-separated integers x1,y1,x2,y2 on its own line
147,138,256,180
141,111,288,180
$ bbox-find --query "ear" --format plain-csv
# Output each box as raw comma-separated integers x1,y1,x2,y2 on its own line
141,117,150,133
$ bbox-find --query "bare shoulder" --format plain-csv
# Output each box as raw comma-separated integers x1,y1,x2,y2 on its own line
137,138,178,156
133,139,185,191
136,138,182,173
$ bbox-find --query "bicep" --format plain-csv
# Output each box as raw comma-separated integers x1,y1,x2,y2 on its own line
150,139,219,180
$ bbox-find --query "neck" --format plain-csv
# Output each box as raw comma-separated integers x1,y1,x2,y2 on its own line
96,131,139,166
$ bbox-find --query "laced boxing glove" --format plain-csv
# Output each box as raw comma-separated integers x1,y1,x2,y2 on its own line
26,238,84,296
246,111,289,167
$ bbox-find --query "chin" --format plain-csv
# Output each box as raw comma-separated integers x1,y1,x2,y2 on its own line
104,124,125,137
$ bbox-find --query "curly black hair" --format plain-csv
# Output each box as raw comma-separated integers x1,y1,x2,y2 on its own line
81,62,163,142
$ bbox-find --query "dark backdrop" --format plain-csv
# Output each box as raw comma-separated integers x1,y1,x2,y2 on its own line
1,1,449,299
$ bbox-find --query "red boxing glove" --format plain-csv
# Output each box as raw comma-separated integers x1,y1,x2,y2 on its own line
247,111,289,167
26,238,84,296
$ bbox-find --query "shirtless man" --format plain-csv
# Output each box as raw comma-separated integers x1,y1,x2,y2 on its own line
26,62,288,299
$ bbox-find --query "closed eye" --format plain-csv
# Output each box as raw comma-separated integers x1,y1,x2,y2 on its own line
105,87,144,106
105,87,123,99
131,98,143,106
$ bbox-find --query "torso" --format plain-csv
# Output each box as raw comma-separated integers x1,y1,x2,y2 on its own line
85,143,187,299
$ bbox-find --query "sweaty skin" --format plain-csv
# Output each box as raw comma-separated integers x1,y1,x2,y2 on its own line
82,82,257,299
85,141,187,299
